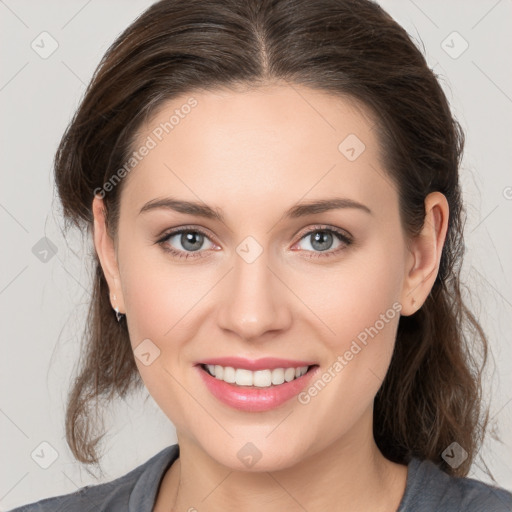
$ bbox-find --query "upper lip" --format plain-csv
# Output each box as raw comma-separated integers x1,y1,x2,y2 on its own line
196,357,317,371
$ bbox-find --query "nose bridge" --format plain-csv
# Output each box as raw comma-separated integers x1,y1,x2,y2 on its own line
216,241,291,340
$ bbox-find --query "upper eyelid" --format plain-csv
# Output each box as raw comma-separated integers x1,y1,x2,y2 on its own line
160,224,352,247
160,225,217,244
295,224,352,241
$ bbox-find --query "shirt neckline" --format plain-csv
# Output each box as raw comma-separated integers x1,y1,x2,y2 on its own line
129,444,180,511
127,445,427,512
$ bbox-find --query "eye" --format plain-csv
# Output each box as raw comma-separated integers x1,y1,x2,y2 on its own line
156,224,353,260
156,226,217,259
292,225,353,258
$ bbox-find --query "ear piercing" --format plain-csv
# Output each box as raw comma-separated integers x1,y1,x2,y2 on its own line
112,294,125,322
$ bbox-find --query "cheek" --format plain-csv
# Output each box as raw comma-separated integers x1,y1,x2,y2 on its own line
295,286,401,445
300,239,404,349
120,240,207,343
121,260,198,428
296,239,404,404
119,248,214,413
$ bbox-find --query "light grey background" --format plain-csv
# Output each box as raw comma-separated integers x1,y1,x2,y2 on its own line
1,0,511,509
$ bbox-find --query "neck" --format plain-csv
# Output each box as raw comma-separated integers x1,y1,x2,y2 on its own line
154,412,408,512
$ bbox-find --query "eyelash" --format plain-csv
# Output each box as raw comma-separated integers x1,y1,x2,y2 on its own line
156,224,353,260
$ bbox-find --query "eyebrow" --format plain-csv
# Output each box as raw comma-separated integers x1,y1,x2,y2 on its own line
139,196,372,221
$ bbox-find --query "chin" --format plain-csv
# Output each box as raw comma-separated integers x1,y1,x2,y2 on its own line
197,435,311,473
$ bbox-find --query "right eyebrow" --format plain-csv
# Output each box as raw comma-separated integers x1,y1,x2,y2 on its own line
285,198,373,218
138,196,372,221
139,197,224,221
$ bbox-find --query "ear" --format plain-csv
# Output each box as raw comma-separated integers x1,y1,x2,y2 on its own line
399,191,449,316
92,194,125,314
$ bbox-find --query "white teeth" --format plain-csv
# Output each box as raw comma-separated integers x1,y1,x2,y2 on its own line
214,365,223,380
284,367,296,382
204,364,310,387
253,369,272,387
223,366,236,383
271,368,285,385
235,369,253,386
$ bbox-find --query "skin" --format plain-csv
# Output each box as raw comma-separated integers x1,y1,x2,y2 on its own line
92,83,449,512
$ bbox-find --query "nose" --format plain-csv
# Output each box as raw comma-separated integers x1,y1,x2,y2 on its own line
216,248,292,342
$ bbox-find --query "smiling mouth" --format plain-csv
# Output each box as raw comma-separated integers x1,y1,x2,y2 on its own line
200,363,318,388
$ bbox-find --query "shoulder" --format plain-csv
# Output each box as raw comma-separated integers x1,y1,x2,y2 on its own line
7,444,179,512
398,457,512,512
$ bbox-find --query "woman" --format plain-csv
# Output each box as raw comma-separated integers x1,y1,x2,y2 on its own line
9,0,512,510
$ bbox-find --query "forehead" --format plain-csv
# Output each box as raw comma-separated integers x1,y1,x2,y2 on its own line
120,84,397,222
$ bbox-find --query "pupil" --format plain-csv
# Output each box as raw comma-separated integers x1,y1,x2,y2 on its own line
311,231,333,251
182,232,203,251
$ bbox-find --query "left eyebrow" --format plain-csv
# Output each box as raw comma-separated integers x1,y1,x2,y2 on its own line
139,197,224,221
138,196,372,220
285,198,373,218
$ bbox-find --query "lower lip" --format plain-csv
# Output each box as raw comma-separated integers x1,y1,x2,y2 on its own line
196,365,319,412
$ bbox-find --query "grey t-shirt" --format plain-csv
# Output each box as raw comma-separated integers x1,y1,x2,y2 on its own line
8,444,512,511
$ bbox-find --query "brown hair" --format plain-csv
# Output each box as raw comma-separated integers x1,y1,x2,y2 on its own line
55,0,490,477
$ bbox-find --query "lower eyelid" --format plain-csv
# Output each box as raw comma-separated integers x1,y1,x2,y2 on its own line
159,227,351,257
160,229,215,251
293,230,351,254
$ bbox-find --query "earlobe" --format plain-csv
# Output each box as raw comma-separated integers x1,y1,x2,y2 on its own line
400,192,449,316
92,195,125,314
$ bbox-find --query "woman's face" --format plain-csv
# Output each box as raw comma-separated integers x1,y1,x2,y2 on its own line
94,84,423,471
